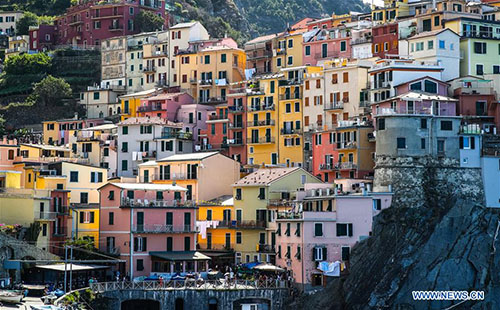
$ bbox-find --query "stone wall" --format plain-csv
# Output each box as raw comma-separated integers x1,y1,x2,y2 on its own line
101,288,289,310
374,155,485,208
0,232,60,282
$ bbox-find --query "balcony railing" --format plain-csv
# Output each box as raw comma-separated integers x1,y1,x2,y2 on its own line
247,120,275,127
121,198,195,208
90,280,288,293
198,243,235,251
247,50,273,60
280,128,302,135
55,206,69,215
208,114,229,121
199,97,227,104
132,224,194,233
248,105,275,112
258,244,275,253
199,79,213,86
138,105,164,112
247,137,275,144
324,102,344,111
35,212,57,220
143,66,156,73
227,139,244,146
149,173,197,181
336,162,358,170
319,163,335,171
109,25,123,31
336,141,358,149
228,105,244,113
279,93,302,100
160,132,193,140
229,122,244,129
314,50,341,59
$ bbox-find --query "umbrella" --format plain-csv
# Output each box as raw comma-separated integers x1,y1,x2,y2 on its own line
252,263,284,272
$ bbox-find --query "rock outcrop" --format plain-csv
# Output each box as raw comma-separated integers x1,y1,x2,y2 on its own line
289,157,500,309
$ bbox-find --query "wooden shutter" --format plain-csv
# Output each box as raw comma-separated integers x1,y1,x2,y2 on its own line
348,223,353,237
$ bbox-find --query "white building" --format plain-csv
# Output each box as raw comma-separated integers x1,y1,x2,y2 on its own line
0,11,23,36
399,28,460,82
116,117,193,177
80,86,126,119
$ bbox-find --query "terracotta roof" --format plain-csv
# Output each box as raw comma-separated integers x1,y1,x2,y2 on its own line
233,167,301,186
407,28,458,40
145,92,188,101
245,33,282,45
118,117,181,127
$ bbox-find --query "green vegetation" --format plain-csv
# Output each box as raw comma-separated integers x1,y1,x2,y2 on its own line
0,0,72,16
15,11,55,35
135,10,165,32
61,288,111,310
27,75,72,106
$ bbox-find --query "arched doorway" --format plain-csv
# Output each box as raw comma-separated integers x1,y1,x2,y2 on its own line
175,298,184,310
109,108,113,116
121,299,160,310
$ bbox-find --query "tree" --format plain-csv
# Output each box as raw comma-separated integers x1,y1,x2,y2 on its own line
27,75,72,107
16,11,39,35
135,10,165,32
3,53,52,75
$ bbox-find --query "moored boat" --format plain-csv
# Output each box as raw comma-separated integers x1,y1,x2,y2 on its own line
0,290,23,303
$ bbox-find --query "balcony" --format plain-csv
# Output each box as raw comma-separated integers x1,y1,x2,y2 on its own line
143,66,156,73
247,120,275,127
198,243,235,251
121,198,195,208
280,128,302,135
228,105,244,113
279,79,303,86
247,50,273,60
247,137,275,144
227,139,244,146
138,104,164,112
268,199,294,207
160,132,193,140
189,78,197,84
35,212,56,221
208,114,229,121
314,50,341,59
319,163,335,171
229,122,244,129
248,104,275,112
372,80,391,89
336,162,358,170
132,224,194,233
199,97,227,105
279,93,302,100
109,24,123,31
324,102,344,111
201,143,229,151
336,141,358,150
199,79,213,86
277,211,337,221
150,173,197,181
52,226,67,236
55,206,69,215
258,244,275,253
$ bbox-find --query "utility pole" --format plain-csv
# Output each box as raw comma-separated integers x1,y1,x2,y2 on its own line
69,246,73,291
64,245,68,292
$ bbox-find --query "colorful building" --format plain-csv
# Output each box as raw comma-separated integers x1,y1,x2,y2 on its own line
0,11,23,36
5,35,29,59
98,182,209,279
232,167,322,264
302,26,351,66
120,88,160,120
371,23,399,59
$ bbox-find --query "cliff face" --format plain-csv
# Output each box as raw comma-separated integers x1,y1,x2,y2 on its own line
170,0,369,42
289,157,500,309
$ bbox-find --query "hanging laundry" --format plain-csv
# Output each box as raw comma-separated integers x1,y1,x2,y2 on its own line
196,221,208,239
318,261,340,277
132,152,138,161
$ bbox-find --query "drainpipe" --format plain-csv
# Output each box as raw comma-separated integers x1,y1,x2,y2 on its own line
129,190,134,280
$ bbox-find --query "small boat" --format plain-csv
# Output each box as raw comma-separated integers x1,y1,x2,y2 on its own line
30,305,64,310
0,290,23,303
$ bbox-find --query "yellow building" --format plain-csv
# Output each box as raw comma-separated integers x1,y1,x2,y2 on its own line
5,35,29,59
246,74,281,167
371,0,410,24
20,144,72,161
42,121,60,145
189,44,246,104
120,88,160,120
177,51,199,98
196,195,236,264
232,167,322,264
272,30,306,72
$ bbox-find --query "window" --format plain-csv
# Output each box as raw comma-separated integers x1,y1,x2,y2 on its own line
108,190,115,200
288,39,293,48
494,65,500,74
434,16,440,26
440,120,453,131
80,193,89,204
121,160,128,171
424,80,437,93
221,54,227,63
90,172,103,183
314,223,323,237
258,188,265,200
277,58,282,67
287,56,293,65
421,118,427,129
340,41,346,52
377,118,385,130
313,247,327,261
343,72,349,83
428,40,434,50
460,136,475,150
336,223,353,237
109,212,114,225
204,55,210,64
474,42,487,54
416,42,424,51
421,138,426,149
42,224,47,237
136,259,144,271
373,199,382,211
305,45,311,55
476,64,484,75
410,82,422,91
70,171,78,182
397,137,406,149
285,103,291,113
235,188,242,200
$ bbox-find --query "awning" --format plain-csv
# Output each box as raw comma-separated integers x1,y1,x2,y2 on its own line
149,251,211,261
36,264,109,272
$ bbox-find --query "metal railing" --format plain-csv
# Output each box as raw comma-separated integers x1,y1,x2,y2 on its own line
229,122,244,129
197,243,235,250
324,102,344,111
90,279,288,293
228,105,244,113
247,120,275,127
35,212,57,220
121,198,194,208
280,128,302,135
258,244,275,253
138,105,164,112
160,132,193,140
247,137,275,144
248,104,275,112
319,163,335,170
132,224,194,233
143,66,156,73
279,93,302,100
336,162,358,170
55,206,69,215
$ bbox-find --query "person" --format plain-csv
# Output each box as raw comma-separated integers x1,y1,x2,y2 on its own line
158,276,164,288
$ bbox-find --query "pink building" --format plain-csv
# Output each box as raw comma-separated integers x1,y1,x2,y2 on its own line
53,0,167,47
137,92,194,119
99,182,209,279
275,183,392,291
373,76,457,116
303,27,351,66
0,138,20,170
311,131,338,183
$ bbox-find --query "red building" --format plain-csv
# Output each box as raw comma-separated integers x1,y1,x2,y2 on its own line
311,131,338,182
52,0,167,47
200,105,230,153
50,188,71,256
371,23,398,59
29,24,56,51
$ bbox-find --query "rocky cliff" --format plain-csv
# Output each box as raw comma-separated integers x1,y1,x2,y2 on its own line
289,157,500,309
